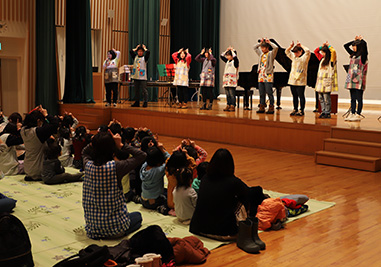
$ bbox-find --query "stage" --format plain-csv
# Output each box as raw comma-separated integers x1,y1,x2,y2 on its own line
59,97,381,158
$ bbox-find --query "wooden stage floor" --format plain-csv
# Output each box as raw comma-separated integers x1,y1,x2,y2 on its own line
60,99,381,155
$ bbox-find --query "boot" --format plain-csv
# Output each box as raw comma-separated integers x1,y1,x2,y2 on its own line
200,103,207,110
229,105,235,112
250,217,266,250
223,105,230,111
256,104,265,113
266,105,274,114
131,101,140,107
207,103,213,110
236,219,260,254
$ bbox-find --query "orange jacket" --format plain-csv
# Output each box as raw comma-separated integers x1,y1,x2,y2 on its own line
256,197,286,230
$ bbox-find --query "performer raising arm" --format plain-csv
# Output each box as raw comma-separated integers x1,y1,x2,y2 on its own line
314,42,338,119
103,48,121,107
285,41,311,116
130,44,150,108
172,48,192,109
343,35,368,121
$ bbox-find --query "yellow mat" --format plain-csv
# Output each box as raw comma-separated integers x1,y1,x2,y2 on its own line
0,168,335,266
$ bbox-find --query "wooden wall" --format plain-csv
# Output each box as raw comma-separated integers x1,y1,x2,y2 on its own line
0,0,36,112
0,0,171,110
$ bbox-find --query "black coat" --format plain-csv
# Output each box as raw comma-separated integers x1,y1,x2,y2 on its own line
190,174,249,237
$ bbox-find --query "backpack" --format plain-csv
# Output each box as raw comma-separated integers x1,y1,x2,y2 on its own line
53,244,110,267
0,212,34,267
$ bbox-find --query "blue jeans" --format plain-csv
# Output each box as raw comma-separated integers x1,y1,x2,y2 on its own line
318,92,331,114
125,211,142,235
350,89,364,114
225,87,236,106
258,82,274,106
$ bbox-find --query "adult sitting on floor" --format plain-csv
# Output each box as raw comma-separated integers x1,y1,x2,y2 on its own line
189,148,267,254
20,106,60,181
82,130,146,239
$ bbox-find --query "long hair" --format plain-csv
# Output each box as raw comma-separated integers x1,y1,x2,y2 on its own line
166,150,188,176
108,49,116,60
352,40,368,63
91,132,116,166
178,51,188,62
321,46,331,68
207,148,235,178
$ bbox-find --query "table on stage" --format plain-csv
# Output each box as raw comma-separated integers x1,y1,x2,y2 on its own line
119,80,201,106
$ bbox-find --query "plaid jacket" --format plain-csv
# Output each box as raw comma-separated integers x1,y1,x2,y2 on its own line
83,160,131,239
345,56,368,90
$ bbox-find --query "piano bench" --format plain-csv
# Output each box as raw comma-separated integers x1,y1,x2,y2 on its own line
235,90,253,109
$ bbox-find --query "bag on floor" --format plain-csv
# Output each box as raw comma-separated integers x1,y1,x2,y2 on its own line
0,212,34,267
53,244,110,267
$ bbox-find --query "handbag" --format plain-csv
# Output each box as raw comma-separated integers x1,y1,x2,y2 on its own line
53,244,110,267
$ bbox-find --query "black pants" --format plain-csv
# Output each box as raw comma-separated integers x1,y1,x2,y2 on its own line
290,85,306,111
178,86,188,103
105,82,118,104
350,89,364,114
244,88,250,107
201,86,214,103
133,79,148,103
276,87,282,106
315,91,319,110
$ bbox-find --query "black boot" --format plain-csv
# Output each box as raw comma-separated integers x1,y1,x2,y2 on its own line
236,219,260,254
200,103,207,110
131,101,140,107
250,217,266,250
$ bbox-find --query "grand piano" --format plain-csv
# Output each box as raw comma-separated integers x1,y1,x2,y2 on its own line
238,39,320,108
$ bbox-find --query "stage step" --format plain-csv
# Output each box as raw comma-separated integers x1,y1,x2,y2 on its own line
315,151,381,172
331,128,381,143
324,138,381,157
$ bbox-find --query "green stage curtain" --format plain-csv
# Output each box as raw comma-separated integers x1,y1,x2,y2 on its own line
170,0,220,99
63,0,94,103
128,0,160,102
35,0,58,115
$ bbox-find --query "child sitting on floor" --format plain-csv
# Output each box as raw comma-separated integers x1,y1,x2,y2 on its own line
165,149,197,212
0,122,24,175
72,126,92,169
58,127,74,167
192,161,209,194
82,130,146,239
140,142,171,215
41,138,84,185
173,168,198,224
